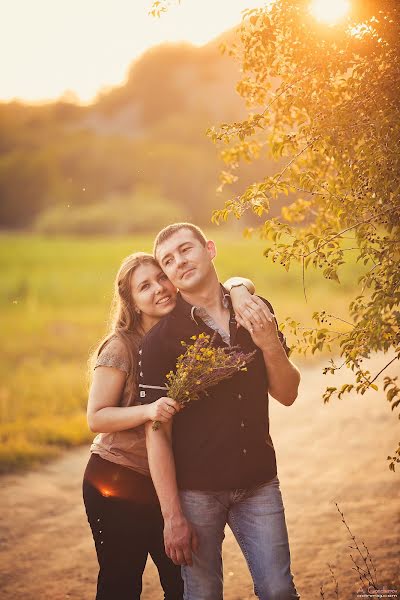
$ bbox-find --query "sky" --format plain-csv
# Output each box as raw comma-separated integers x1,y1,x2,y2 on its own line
0,0,266,104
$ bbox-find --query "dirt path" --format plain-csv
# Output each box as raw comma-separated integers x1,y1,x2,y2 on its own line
0,355,399,600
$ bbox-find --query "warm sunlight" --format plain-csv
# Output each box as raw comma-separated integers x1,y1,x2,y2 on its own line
310,0,350,24
0,0,265,104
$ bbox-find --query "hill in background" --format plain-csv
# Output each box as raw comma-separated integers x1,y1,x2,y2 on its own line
0,30,278,233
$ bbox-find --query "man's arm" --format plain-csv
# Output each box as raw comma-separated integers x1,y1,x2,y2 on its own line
145,420,198,565
260,337,300,406
235,296,300,406
139,328,198,565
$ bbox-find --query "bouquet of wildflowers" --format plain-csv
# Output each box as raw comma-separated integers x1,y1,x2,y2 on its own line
152,333,256,430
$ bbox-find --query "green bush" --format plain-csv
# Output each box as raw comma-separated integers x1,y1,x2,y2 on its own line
34,188,186,235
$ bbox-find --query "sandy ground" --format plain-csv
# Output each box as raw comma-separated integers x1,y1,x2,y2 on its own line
0,354,399,600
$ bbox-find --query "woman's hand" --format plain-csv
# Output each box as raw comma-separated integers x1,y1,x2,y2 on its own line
231,287,271,333
146,397,181,423
236,297,281,350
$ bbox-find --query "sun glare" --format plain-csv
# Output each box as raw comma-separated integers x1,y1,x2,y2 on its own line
1,0,267,104
310,0,350,24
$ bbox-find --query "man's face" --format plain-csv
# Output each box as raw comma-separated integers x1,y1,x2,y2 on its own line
156,228,216,292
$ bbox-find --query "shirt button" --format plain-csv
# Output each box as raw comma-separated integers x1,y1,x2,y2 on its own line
243,448,247,455
238,394,242,400
241,421,245,428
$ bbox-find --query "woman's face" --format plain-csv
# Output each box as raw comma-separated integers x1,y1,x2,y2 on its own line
130,262,177,320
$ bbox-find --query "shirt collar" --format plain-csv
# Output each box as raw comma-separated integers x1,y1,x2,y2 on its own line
175,284,232,324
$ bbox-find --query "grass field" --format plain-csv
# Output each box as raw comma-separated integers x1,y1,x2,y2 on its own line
0,232,364,472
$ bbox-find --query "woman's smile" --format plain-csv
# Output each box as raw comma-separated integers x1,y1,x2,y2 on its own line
156,295,173,306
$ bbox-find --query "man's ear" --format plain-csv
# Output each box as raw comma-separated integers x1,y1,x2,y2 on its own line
206,240,216,260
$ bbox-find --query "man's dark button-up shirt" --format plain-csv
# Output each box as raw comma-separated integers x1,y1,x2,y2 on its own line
139,289,290,491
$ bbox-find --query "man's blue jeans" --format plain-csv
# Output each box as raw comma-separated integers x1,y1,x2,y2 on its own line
179,476,300,600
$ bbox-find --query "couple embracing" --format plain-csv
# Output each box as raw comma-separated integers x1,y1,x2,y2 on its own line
83,222,301,600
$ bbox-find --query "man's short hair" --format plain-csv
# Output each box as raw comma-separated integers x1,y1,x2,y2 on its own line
153,223,207,257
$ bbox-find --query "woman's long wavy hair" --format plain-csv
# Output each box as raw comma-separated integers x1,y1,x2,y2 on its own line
89,252,160,402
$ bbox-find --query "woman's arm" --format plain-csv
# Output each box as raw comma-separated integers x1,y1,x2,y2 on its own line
224,276,255,294
87,366,179,433
224,276,272,332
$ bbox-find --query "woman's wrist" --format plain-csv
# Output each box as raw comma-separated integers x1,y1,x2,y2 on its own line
143,403,153,422
224,277,255,294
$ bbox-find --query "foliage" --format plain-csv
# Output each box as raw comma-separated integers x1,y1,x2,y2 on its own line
0,149,57,227
0,40,251,230
34,186,185,235
205,0,400,470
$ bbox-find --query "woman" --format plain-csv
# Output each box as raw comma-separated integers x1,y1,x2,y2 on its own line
83,252,258,600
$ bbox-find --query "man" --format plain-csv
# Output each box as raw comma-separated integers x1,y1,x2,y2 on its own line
139,223,301,600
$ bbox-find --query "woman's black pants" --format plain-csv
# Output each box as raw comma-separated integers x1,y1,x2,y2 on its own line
83,454,183,600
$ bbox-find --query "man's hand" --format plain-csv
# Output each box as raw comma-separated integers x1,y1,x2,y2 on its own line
164,513,199,566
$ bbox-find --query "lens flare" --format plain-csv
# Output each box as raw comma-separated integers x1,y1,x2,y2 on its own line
310,0,350,24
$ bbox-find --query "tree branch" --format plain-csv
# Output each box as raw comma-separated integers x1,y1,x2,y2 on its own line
302,206,394,258
325,314,355,328
276,137,319,185
369,356,399,385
